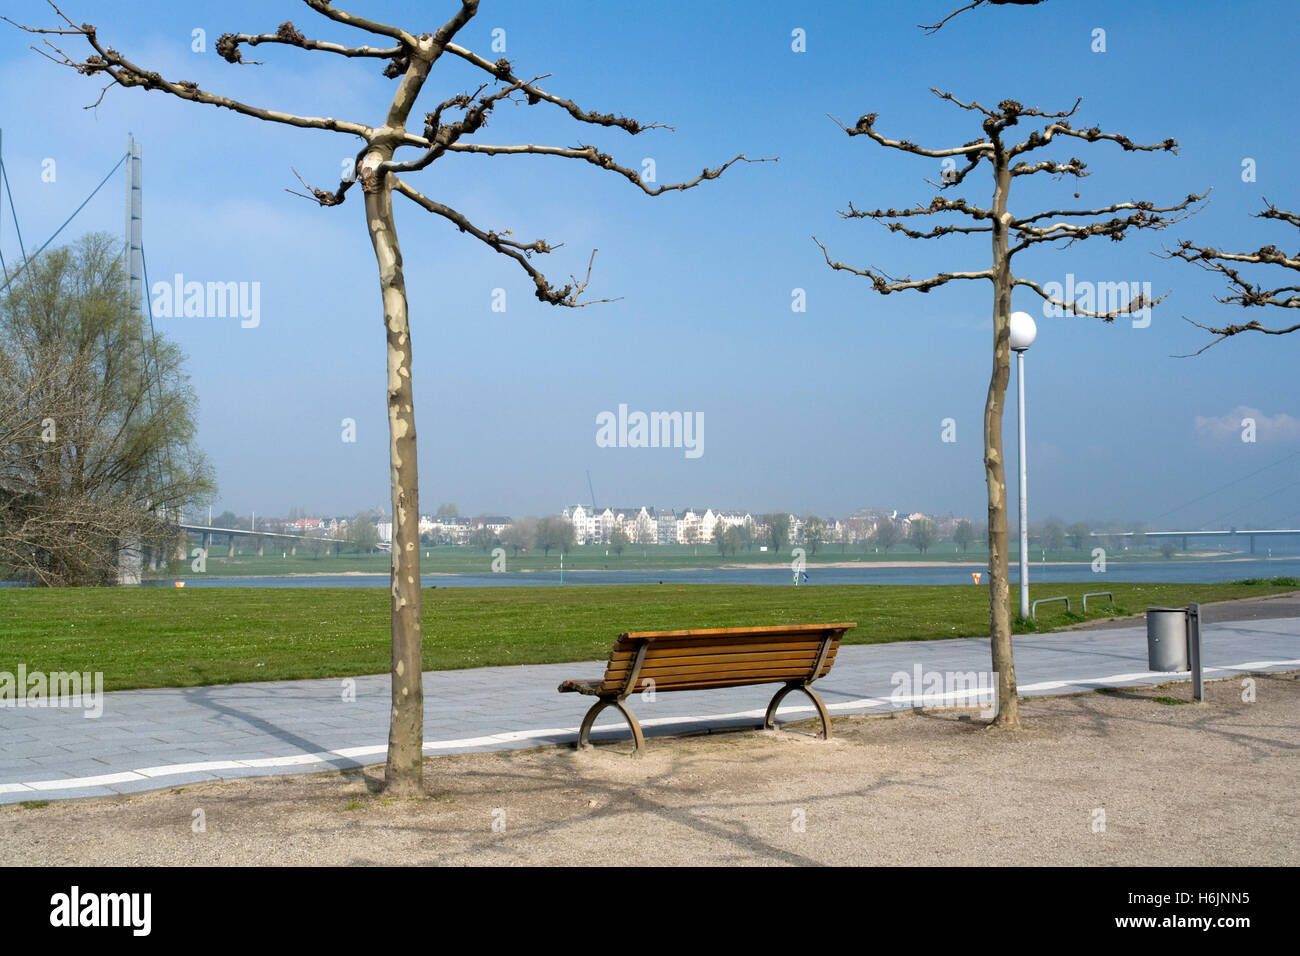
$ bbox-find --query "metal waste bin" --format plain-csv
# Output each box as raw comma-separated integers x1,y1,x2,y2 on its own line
1146,607,1189,671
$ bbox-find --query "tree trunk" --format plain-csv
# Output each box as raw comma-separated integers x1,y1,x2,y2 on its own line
362,156,425,793
984,159,1021,729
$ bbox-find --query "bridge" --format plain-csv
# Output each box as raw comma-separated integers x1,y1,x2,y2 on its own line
1089,528,1300,554
175,523,346,559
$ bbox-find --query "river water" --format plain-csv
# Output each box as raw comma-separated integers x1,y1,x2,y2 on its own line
131,558,1300,589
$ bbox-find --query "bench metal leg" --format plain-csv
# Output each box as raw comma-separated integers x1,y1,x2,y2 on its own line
576,697,646,755
764,682,833,740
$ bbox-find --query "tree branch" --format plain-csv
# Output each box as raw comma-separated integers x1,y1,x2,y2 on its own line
1175,314,1300,355
391,176,616,307
830,111,993,159
381,78,538,174
441,41,669,135
1009,192,1207,255
1012,121,1178,159
1014,275,1166,320
920,0,1048,35
301,0,419,46
812,236,993,293
841,196,996,222
8,4,372,138
1009,157,1088,178
443,143,773,195
216,21,401,65
1161,199,1299,320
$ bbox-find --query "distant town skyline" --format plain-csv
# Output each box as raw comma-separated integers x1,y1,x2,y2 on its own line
197,494,1298,536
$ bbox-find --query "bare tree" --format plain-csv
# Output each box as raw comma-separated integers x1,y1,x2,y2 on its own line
815,90,1204,728
870,520,899,553
908,516,937,554
1,234,213,585
763,513,790,553
12,1,764,793
802,515,825,555
1162,200,1299,354
921,0,1048,34
534,515,573,557
1038,517,1065,552
305,532,325,560
953,519,975,553
500,518,534,557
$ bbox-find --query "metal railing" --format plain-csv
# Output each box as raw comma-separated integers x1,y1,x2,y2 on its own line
1082,591,1113,614
1030,595,1070,619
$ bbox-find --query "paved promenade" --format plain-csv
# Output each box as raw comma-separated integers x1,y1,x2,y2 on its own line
2,614,1297,803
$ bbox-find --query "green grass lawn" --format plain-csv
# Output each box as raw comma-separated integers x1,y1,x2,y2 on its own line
149,541,1255,578
0,579,1293,693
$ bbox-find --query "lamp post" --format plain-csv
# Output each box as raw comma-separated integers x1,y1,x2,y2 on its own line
1009,310,1037,619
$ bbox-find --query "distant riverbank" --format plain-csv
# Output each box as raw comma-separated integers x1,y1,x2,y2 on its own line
131,558,1300,589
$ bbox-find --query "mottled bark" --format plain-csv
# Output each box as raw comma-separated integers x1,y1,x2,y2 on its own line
361,166,424,792
359,46,435,795
984,157,1019,728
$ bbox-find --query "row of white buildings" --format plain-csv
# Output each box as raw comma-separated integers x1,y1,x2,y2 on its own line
562,505,756,546
373,514,512,545
560,505,943,547
303,508,947,548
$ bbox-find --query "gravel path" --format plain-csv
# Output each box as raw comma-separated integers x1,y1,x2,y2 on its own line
3,671,1296,866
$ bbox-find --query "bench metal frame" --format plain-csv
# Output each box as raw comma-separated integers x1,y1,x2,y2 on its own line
572,627,843,755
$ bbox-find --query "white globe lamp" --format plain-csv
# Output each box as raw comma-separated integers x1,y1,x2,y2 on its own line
1009,310,1037,352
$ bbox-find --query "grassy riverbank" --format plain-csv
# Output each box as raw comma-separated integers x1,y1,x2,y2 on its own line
2,580,1294,692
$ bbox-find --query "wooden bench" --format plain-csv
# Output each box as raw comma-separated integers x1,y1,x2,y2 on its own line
558,622,856,754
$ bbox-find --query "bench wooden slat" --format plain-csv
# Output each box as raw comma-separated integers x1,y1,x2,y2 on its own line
606,638,832,662
605,646,834,674
603,663,835,689
621,663,832,685
609,675,831,694
631,654,836,680
619,623,855,641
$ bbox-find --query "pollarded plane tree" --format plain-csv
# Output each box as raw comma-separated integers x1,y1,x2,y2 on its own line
1161,201,1299,354
10,0,764,793
813,90,1205,728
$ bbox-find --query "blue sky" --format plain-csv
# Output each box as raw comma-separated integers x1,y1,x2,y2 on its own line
1,0,1296,528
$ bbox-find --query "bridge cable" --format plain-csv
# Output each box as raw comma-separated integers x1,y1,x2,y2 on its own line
1150,448,1300,524
0,152,129,295
1,160,28,268
0,167,8,286
1198,475,1300,530
139,239,178,512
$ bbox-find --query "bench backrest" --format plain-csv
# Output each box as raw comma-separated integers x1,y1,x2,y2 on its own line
591,623,855,697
